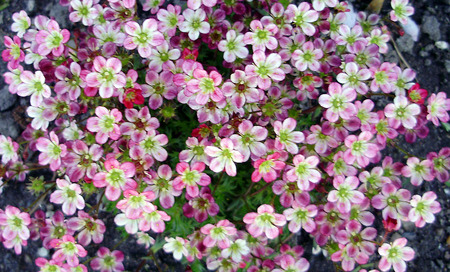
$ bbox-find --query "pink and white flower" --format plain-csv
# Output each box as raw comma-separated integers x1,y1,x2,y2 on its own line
245,50,285,90
286,154,321,190
11,10,31,38
93,158,137,201
69,0,99,26
50,235,87,267
179,8,210,41
85,56,126,98
200,219,237,249
50,177,85,216
378,238,415,272
286,2,319,36
218,30,248,63
401,157,434,186
343,131,379,168
327,176,366,213
243,20,278,52
372,183,411,221
0,135,19,164
243,204,286,239
35,19,70,56
90,247,124,272
173,162,210,198
319,82,357,122
384,96,421,129
36,131,67,171
273,117,304,154
291,41,323,72
205,138,244,176
426,92,450,126
17,70,51,106
186,69,223,105
86,106,122,144
390,0,414,25
408,191,441,228
123,19,165,58
67,211,106,246
2,36,24,69
283,200,317,233
252,152,286,183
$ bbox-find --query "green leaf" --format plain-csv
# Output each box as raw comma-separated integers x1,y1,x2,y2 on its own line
442,122,450,132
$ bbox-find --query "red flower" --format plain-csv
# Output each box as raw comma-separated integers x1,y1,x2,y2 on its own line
181,48,199,60
123,88,145,109
191,124,211,140
407,83,428,104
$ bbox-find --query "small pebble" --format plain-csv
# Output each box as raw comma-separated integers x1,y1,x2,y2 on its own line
435,41,449,50
37,247,49,258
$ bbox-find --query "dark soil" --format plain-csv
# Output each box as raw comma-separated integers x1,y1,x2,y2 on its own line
0,0,448,271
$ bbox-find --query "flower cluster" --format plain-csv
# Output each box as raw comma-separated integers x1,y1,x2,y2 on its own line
0,0,448,271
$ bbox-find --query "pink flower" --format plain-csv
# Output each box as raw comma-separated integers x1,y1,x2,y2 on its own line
221,69,259,109
173,162,210,197
286,2,319,36
86,106,122,144
427,147,450,182
327,176,366,213
186,69,223,105
85,56,126,98
306,124,339,154
0,206,30,242
93,158,137,201
2,36,24,68
200,219,237,249
390,0,414,25
243,20,278,51
273,117,305,154
205,138,244,176
35,19,70,56
372,183,411,221
144,164,181,209
0,135,19,164
90,247,124,272
50,177,85,216
183,187,219,223
252,152,286,183
129,129,168,162
245,50,285,90
426,92,450,126
286,154,321,190
408,191,441,228
36,131,67,171
63,140,103,182
179,8,210,40
344,131,379,168
230,120,268,161
50,235,87,267
273,255,309,272
336,62,371,94
319,82,357,122
67,211,106,246
139,207,171,233
17,70,51,106
116,190,155,220
378,238,415,272
401,157,434,186
120,106,160,142
283,200,317,233
243,204,286,239
123,19,164,58
291,41,323,72
218,30,248,62
384,96,421,129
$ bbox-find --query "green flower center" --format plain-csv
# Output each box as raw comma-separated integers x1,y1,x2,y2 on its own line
106,168,126,187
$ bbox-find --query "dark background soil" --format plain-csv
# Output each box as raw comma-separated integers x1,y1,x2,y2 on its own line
0,0,448,271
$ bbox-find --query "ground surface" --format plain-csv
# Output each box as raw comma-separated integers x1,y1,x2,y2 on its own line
0,0,448,271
